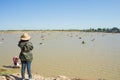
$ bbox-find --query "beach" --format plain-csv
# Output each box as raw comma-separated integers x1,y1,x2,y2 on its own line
0,31,120,80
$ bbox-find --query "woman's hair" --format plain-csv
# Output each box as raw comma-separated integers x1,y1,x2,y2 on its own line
20,40,29,42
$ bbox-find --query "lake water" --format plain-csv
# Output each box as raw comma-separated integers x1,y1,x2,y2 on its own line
0,31,120,80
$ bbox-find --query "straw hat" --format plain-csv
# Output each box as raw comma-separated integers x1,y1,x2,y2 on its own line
20,33,31,40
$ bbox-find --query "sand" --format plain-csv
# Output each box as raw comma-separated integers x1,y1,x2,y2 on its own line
0,72,101,80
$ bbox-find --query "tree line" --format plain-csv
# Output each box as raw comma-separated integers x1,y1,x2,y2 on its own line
83,27,120,33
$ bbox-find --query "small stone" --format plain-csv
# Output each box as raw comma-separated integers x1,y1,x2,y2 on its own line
17,73,20,76
91,38,95,41
5,75,15,80
40,43,43,45
0,76,6,80
57,75,67,79
56,75,70,80
78,37,81,39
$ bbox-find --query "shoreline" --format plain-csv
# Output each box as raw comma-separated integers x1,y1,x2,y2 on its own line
0,73,100,80
0,68,100,80
0,68,103,80
0,30,120,34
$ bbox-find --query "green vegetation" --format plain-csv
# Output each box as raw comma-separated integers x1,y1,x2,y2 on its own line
0,68,20,75
82,41,85,44
84,27,120,33
0,27,119,33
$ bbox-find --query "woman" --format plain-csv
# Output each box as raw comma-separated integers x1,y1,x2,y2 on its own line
18,33,33,80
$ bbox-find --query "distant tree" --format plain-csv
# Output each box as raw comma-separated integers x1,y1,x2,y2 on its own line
83,27,120,33
102,28,106,32
97,28,102,32
89,28,95,32
111,27,119,33
106,28,111,32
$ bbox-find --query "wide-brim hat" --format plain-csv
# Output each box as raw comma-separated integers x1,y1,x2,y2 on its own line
20,33,31,40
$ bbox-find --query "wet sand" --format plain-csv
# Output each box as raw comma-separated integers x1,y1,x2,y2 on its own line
0,31,120,80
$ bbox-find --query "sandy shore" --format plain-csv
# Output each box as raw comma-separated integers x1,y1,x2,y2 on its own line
0,73,101,80
0,68,104,80
0,68,100,80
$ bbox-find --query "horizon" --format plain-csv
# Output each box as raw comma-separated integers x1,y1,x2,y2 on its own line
0,0,120,30
0,27,119,31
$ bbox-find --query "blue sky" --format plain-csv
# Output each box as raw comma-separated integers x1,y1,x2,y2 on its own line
0,0,120,30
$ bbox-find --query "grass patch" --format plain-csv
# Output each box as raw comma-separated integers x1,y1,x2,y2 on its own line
0,68,20,75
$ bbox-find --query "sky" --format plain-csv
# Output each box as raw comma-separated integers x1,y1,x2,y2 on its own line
0,0,120,30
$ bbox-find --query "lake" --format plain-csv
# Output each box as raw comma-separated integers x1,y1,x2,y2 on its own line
0,31,120,80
